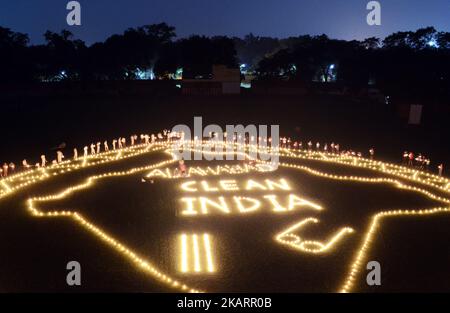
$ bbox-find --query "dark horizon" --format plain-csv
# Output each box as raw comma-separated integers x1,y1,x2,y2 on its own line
1,0,449,45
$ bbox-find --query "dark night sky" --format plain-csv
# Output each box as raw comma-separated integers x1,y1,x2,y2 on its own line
0,0,449,45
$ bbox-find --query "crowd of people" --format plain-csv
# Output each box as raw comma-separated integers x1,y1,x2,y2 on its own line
0,130,173,178
0,132,446,178
279,136,443,176
279,137,367,158
0,162,15,178
402,151,444,175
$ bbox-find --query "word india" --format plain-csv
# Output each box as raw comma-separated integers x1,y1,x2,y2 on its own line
179,178,322,215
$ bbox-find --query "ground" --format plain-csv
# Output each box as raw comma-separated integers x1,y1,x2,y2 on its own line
2,93,449,168
1,140,449,292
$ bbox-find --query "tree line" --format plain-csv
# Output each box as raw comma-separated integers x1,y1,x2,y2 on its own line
0,23,238,83
1,23,449,97
254,28,450,97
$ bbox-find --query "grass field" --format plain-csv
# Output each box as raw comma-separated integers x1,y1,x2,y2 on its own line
1,142,449,292
1,93,448,171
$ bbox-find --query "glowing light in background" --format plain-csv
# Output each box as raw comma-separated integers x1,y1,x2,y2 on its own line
427,39,439,48
134,67,155,80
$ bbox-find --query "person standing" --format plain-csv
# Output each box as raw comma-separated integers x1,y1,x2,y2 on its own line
415,154,422,169
2,163,8,177
402,151,408,165
438,164,444,176
57,151,64,163
22,159,30,169
424,158,430,172
179,160,187,177
41,155,47,167
369,148,375,160
104,141,109,152
408,152,414,167
9,163,15,175
73,148,78,160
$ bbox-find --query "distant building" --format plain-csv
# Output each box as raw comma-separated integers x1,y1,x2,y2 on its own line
182,65,240,95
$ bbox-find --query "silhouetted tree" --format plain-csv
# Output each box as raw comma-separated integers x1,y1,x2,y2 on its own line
361,37,380,50
88,23,176,80
0,22,448,98
437,31,450,49
0,27,31,83
157,35,238,79
37,30,86,81
153,41,181,78
233,34,281,69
